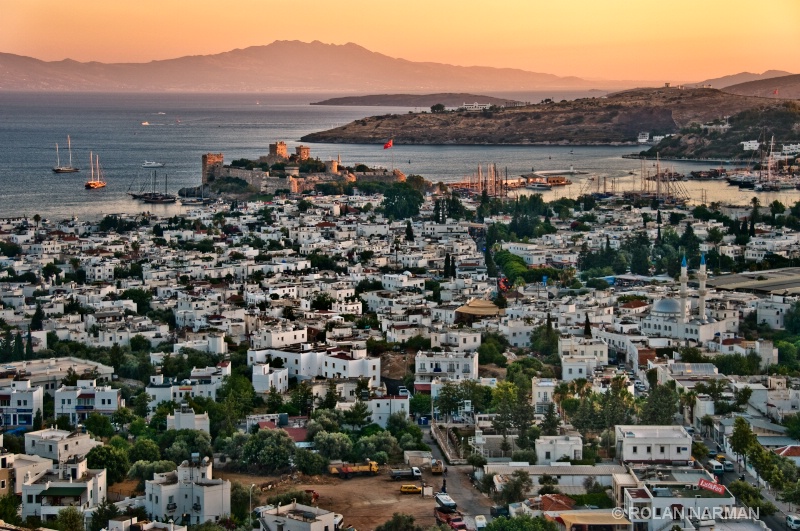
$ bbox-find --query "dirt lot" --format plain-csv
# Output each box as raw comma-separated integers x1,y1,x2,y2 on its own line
217,469,441,531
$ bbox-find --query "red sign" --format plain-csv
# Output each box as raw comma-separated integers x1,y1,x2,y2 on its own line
698,478,726,495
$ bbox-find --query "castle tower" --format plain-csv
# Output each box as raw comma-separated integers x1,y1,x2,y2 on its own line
269,141,288,159
201,153,224,184
680,255,688,323
698,253,708,321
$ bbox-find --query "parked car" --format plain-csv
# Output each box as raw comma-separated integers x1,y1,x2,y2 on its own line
474,516,487,529
724,462,735,472
788,515,800,530
490,506,509,517
400,484,422,494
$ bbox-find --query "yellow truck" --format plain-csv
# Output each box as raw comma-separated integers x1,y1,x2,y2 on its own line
328,460,379,479
431,459,444,475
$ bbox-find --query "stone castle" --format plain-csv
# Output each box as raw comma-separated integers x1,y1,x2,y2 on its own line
201,141,405,195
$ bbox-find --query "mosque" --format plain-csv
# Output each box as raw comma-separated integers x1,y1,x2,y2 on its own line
639,255,735,345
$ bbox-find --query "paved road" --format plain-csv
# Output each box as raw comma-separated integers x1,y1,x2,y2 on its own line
699,436,789,530
424,426,494,528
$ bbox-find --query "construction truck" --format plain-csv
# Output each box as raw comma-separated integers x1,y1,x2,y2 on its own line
389,467,422,480
328,460,379,479
431,459,444,475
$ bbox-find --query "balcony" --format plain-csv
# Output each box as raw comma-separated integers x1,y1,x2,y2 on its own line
193,503,202,512
167,503,177,511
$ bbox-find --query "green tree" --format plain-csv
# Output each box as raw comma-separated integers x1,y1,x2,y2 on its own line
730,416,757,472
430,104,445,113
485,515,557,531
376,513,423,531
409,393,432,416
540,403,561,436
129,438,160,463
342,401,372,431
405,220,414,241
87,445,129,485
89,497,120,531
294,448,328,475
0,493,21,525
313,431,354,460
30,303,44,331
381,183,424,220
85,413,115,438
56,506,84,531
639,384,678,425
494,469,534,506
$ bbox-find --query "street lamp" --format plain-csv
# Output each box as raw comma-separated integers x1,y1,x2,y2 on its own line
249,483,257,530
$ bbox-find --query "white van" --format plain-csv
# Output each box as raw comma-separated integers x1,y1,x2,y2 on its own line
435,493,457,510
787,515,800,530
709,461,724,474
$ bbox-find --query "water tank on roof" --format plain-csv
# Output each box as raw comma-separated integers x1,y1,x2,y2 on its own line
278,413,289,426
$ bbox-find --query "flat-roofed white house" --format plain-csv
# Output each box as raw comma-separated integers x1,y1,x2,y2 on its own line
615,425,692,463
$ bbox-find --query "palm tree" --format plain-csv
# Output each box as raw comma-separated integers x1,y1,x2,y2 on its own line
700,414,714,438
679,390,698,425
552,382,571,418
570,378,591,399
32,214,41,241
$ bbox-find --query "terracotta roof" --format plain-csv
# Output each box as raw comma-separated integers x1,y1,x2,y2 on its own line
537,494,575,512
775,445,800,457
621,300,648,309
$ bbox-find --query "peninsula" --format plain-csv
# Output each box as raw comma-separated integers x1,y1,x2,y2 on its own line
311,93,522,107
300,87,795,148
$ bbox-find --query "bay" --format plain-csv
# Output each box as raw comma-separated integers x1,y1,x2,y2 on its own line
0,92,792,221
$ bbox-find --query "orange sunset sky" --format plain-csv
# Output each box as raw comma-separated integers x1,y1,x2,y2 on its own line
3,0,799,82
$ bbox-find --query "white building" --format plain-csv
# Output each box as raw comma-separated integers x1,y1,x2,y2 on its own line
255,500,336,531
21,456,107,522
430,328,482,352
0,378,44,428
251,363,290,396
146,362,231,414
54,379,123,424
531,378,557,414
250,323,308,350
167,404,211,434
249,344,380,386
414,351,479,386
25,428,101,463
756,294,793,330
615,425,693,463
145,458,230,525
0,358,114,396
535,435,583,465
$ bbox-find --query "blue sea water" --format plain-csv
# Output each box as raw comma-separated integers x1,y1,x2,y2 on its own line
0,91,792,220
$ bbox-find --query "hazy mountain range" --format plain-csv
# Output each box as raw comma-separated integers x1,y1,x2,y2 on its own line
0,40,795,94
692,70,793,89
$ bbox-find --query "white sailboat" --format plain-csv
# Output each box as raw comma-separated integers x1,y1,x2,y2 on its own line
52,135,80,173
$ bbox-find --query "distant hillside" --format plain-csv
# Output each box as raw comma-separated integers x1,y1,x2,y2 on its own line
300,87,791,147
723,74,800,99
311,93,521,107
0,40,634,93
640,101,800,159
692,70,793,89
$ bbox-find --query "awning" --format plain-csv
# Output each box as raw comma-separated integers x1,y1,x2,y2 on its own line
414,383,431,392
40,486,86,497
559,511,631,527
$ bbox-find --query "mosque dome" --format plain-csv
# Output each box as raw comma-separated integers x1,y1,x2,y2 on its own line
652,298,682,315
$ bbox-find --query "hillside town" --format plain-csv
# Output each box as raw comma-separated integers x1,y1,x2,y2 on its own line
3,177,800,531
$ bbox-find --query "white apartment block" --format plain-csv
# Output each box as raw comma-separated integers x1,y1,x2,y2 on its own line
536,435,583,465
21,456,107,522
145,459,230,525
336,395,410,429
55,379,123,424
0,378,44,428
430,329,482,352
146,362,231,414
85,260,116,283
25,428,101,463
499,318,535,348
756,294,793,330
559,335,609,365
414,351,479,384
248,345,380,385
531,378,557,414
251,363,290,396
167,405,211,434
106,516,188,531
250,323,308,350
0,358,114,396
615,425,692,463
380,273,425,291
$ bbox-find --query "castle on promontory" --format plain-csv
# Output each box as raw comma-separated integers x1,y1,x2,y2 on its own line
201,141,405,194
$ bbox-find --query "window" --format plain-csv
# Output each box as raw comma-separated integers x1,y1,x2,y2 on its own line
660,446,665,453
545,451,551,460
155,496,158,504
632,446,638,454
169,496,174,503
646,446,651,453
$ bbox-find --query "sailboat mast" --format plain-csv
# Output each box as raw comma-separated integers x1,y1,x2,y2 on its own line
67,135,73,167
56,143,60,167
90,151,94,182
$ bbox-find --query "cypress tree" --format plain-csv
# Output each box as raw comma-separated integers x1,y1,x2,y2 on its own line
584,313,592,337
13,331,24,361
30,303,44,331
444,253,451,278
25,329,34,358
433,200,440,223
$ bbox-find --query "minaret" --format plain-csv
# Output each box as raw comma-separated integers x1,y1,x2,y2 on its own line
698,253,708,321
680,255,688,323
